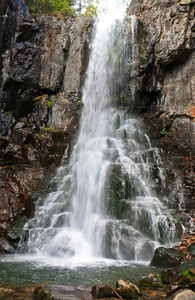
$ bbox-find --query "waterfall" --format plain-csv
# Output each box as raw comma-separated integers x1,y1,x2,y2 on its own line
21,4,180,262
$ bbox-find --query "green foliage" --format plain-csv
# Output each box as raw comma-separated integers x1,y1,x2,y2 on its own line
34,94,52,108
72,0,100,17
83,3,98,18
25,0,73,15
41,125,57,133
157,275,164,287
45,100,52,108
182,270,191,278
159,130,166,136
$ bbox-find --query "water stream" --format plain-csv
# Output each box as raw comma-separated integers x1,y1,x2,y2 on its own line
0,0,182,289
19,5,179,261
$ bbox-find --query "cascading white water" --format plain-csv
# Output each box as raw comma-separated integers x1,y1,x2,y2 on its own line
21,2,180,262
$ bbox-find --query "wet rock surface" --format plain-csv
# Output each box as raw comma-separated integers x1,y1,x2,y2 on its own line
33,285,93,300
126,0,195,210
91,269,195,299
0,0,194,253
0,0,92,245
150,247,181,268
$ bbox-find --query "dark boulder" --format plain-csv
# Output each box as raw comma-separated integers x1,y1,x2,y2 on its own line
190,243,195,257
161,268,182,285
91,284,113,299
0,224,6,237
0,238,15,254
150,247,181,268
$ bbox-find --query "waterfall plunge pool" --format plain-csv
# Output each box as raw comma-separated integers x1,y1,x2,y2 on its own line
0,255,161,289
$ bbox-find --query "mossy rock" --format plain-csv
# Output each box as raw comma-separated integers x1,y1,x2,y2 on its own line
33,286,56,300
179,270,195,285
139,274,165,291
116,279,141,299
106,163,137,219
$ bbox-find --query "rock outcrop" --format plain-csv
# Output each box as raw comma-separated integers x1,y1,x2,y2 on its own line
0,0,92,229
125,0,195,210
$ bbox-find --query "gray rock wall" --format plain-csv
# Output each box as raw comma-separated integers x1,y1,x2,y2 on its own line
126,0,195,152
122,0,195,208
0,0,92,226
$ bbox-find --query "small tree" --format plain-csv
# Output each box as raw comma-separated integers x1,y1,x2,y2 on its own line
72,0,99,16
84,3,98,18
25,0,73,14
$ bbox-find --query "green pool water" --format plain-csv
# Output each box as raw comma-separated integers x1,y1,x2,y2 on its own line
0,255,161,289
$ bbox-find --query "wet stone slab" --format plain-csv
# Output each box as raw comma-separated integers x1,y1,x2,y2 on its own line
0,285,93,300
44,285,93,300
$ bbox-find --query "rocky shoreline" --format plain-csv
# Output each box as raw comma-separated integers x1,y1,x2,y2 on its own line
0,257,195,299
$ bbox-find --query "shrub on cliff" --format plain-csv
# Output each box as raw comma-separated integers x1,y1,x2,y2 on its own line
25,0,73,15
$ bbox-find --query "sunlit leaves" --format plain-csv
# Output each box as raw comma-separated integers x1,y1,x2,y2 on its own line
25,0,73,15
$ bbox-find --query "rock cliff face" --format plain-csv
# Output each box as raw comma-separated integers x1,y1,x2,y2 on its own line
125,0,195,209
0,0,92,237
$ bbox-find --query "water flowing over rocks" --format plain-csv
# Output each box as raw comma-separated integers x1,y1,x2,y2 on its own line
125,0,195,210
0,0,194,256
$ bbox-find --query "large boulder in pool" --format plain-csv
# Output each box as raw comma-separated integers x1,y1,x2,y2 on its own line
150,247,181,268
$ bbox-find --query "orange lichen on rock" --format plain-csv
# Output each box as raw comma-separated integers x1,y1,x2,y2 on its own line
190,103,195,121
